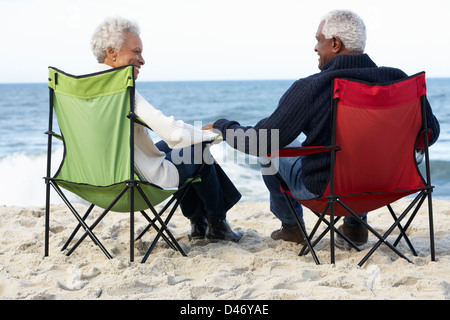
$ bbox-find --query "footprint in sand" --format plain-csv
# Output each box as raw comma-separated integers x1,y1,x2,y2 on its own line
57,266,101,291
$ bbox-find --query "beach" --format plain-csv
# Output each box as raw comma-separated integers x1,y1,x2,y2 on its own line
1,198,449,300
0,80,448,303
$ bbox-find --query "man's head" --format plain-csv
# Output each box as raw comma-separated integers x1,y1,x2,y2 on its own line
314,10,366,69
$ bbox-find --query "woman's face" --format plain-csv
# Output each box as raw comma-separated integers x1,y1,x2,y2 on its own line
105,32,145,80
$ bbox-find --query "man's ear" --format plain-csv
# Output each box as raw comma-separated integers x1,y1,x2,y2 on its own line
331,36,344,54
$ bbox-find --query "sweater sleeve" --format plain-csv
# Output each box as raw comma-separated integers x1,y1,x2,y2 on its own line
134,91,217,149
424,97,440,146
213,80,314,157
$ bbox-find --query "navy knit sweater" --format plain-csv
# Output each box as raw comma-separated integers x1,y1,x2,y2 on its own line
213,54,440,195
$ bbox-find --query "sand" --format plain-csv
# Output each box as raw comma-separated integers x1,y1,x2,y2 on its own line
0,198,449,300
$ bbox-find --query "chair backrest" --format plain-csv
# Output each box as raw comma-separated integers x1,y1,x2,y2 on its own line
332,73,427,194
47,66,178,212
48,65,135,186
302,73,429,215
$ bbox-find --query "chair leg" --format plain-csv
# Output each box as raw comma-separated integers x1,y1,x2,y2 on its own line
61,203,95,251
61,183,130,259
300,206,357,257
136,185,187,263
330,203,335,264
336,199,415,266
138,211,178,251
427,192,436,261
282,193,320,265
44,180,51,257
52,182,113,259
390,192,436,262
136,190,179,243
65,207,114,259
141,204,187,263
299,208,328,256
388,204,419,256
130,210,134,262
301,215,362,257
390,190,435,262
308,212,361,252
64,205,114,259
130,184,135,263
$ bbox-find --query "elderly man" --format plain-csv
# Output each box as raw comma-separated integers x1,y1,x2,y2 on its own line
204,9,440,245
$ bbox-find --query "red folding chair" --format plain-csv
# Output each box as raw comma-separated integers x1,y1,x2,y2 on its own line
273,72,435,266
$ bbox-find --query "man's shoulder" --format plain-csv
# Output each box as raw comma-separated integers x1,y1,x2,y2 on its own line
288,62,409,91
291,71,327,88
377,66,408,78
327,65,409,83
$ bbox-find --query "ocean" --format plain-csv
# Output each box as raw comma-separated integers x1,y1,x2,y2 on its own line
0,78,449,206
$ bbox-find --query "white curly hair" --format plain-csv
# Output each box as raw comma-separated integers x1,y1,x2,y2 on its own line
321,10,366,53
91,17,141,63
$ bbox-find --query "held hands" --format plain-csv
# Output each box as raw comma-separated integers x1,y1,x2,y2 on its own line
202,122,214,131
202,122,223,144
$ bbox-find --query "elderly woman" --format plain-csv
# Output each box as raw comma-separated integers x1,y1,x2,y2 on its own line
90,17,243,242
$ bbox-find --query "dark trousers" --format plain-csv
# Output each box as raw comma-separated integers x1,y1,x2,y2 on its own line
156,140,241,220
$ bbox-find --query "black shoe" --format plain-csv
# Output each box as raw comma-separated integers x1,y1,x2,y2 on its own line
206,218,243,242
189,217,208,240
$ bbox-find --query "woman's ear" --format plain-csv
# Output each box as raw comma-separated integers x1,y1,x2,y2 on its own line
105,47,117,63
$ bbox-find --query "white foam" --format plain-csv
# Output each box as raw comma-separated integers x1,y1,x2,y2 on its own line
0,144,268,207
209,143,269,203
0,147,79,207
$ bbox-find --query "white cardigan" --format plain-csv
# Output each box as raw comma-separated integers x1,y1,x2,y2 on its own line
94,64,217,188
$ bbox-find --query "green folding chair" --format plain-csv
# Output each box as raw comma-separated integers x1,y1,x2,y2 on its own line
44,65,204,262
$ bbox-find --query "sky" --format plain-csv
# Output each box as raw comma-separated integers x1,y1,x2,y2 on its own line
1,0,450,83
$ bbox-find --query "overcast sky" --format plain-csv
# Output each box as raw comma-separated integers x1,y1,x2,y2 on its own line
1,0,449,83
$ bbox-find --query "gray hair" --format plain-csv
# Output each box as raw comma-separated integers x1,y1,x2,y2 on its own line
91,17,141,63
321,10,366,53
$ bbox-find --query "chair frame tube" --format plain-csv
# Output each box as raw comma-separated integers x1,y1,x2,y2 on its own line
420,94,435,261
44,88,54,257
129,74,136,262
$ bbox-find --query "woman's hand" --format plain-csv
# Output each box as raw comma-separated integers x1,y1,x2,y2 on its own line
202,122,214,131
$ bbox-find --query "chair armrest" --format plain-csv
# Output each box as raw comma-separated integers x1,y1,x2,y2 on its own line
205,135,222,145
45,131,63,141
416,129,431,150
128,112,151,130
128,112,221,146
268,145,340,158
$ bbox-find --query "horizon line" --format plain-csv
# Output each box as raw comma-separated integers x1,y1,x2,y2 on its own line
2,76,450,85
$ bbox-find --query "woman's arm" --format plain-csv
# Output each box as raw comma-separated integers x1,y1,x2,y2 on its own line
134,91,217,149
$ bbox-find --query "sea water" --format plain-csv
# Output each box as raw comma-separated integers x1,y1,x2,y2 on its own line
0,78,449,206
